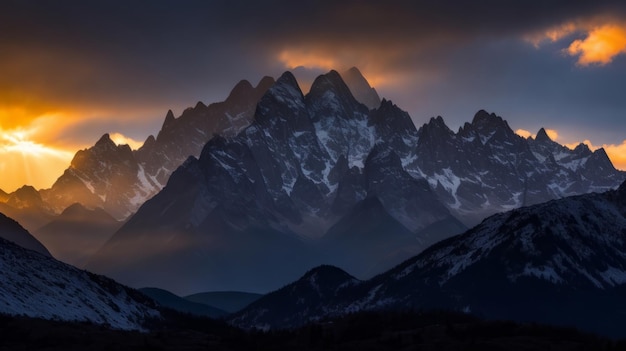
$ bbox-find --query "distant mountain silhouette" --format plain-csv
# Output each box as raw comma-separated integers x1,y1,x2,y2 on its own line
87,69,625,295
233,180,626,338
35,203,122,267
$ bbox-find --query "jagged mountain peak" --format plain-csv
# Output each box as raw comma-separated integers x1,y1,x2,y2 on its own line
369,98,417,136
95,133,116,148
419,116,454,138
75,134,134,162
253,72,306,126
471,110,509,130
340,67,381,110
7,185,44,209
143,134,156,148
165,109,174,119
276,71,301,90
307,70,363,112
345,66,363,76
573,142,591,154
163,109,175,129
230,78,254,94
258,75,277,89
194,101,207,110
586,147,617,172
535,127,552,143
12,185,40,198
428,115,448,128
224,79,255,104
254,71,304,114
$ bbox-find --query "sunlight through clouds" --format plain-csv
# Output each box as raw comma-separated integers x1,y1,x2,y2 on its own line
0,126,73,192
0,112,84,191
109,132,143,150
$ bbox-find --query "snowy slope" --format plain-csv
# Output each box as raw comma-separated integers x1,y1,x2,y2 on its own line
39,77,275,220
0,236,159,330
408,111,626,225
233,180,626,337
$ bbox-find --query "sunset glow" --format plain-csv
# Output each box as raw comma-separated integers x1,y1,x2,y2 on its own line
109,133,143,150
567,24,626,66
564,139,626,171
277,48,399,89
279,50,337,71
516,128,626,171
0,126,73,192
514,128,559,141
530,20,626,66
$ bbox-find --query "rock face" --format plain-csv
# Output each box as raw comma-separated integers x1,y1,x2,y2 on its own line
232,180,626,338
410,110,625,225
340,67,381,110
86,71,464,295
0,233,159,330
87,70,625,295
39,77,275,220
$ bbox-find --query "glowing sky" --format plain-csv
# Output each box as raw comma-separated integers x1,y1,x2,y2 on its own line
1,0,625,192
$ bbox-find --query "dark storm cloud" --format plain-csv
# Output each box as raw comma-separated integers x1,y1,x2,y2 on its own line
2,0,625,106
1,0,625,147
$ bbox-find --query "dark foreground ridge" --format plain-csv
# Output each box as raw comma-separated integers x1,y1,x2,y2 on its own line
1,310,624,351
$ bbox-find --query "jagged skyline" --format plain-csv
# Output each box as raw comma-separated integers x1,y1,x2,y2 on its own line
1,0,626,191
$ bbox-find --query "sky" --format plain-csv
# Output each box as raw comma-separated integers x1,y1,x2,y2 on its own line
1,0,625,192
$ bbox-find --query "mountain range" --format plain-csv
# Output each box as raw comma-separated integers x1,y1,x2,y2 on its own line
0,66,625,340
85,69,624,295
232,179,626,338
0,215,159,330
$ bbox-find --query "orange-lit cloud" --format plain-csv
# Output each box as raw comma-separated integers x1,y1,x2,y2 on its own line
110,133,143,150
514,128,558,141
279,50,337,72
567,24,626,66
515,129,626,171
564,139,626,171
530,20,626,66
276,45,421,90
545,129,559,141
516,128,625,171
603,141,626,171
